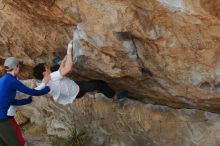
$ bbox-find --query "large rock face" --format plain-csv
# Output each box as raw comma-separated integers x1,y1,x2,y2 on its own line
19,90,220,146
0,0,220,111
1,1,220,145
0,0,78,65
15,78,220,146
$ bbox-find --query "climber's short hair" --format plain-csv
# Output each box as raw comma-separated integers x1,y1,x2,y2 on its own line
33,63,46,80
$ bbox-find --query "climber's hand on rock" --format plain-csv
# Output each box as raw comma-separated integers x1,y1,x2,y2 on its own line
67,40,73,55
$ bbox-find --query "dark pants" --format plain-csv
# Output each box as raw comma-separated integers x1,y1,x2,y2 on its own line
75,80,115,99
0,118,25,146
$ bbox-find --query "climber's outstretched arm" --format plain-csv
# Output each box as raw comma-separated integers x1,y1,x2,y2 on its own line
59,41,73,76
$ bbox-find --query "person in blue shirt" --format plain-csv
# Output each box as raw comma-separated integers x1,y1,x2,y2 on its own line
0,57,50,146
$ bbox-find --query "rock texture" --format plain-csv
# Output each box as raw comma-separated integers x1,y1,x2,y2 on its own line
0,0,220,111
1,1,220,144
71,0,220,113
1,0,220,113
0,0,78,65
19,91,220,146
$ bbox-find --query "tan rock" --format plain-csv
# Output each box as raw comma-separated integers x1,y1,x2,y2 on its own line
19,92,220,146
0,0,220,112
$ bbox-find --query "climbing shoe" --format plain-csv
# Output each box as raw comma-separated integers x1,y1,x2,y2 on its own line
116,90,128,101
53,56,61,65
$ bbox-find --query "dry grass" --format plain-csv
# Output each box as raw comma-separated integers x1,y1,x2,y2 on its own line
50,127,86,146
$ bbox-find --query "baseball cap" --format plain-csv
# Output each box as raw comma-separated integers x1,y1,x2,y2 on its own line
4,57,23,70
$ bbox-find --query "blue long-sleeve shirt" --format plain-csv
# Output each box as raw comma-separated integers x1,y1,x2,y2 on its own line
0,73,50,120
11,96,32,106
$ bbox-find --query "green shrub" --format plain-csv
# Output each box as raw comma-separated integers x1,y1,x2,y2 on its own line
51,127,86,146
